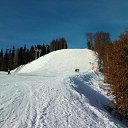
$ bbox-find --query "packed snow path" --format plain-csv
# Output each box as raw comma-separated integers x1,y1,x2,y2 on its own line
0,72,126,128
0,49,126,128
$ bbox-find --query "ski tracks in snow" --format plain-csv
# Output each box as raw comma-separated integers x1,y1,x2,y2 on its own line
0,73,126,128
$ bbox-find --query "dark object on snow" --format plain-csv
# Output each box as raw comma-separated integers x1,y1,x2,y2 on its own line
8,69,11,75
75,69,79,72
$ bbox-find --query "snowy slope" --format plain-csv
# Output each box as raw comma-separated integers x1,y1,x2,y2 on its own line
17,49,97,74
0,49,126,128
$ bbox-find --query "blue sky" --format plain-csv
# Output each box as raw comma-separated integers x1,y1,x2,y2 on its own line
0,0,128,50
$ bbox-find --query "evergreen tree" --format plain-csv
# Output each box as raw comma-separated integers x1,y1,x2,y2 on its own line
30,46,35,61
0,50,4,70
8,49,12,70
86,32,93,49
11,46,15,69
14,49,19,68
4,49,9,71
18,47,24,65
50,37,68,52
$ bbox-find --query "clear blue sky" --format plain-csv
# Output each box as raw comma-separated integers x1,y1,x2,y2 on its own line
0,0,128,50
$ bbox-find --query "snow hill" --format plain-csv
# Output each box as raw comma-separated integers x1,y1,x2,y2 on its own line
0,49,126,128
16,49,97,74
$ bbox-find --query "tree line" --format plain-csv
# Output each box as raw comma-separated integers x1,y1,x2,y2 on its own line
0,37,68,71
87,32,128,120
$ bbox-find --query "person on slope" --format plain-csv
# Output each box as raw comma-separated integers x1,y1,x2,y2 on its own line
8,68,11,75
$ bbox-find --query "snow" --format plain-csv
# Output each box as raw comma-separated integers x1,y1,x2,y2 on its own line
0,49,126,128
16,49,97,75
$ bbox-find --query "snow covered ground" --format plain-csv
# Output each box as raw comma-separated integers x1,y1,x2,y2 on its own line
0,49,126,128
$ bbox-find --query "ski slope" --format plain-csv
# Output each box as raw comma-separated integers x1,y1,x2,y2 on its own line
0,49,126,128
16,49,97,75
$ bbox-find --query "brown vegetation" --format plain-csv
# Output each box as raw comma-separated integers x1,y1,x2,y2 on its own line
87,32,128,119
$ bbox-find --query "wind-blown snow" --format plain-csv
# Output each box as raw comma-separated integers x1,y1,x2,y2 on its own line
0,49,126,128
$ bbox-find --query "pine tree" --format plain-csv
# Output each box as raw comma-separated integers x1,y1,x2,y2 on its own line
86,32,93,49
0,50,4,70
50,37,68,52
14,49,19,68
4,49,9,71
11,46,15,69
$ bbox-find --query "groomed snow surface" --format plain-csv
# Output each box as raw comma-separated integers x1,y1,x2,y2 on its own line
0,49,126,128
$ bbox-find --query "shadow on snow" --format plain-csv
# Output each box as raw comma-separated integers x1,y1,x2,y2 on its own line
69,71,110,111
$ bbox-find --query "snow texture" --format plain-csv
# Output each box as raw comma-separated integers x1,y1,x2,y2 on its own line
0,49,126,128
